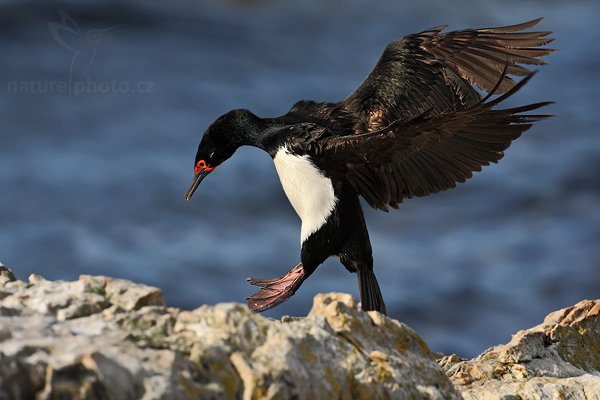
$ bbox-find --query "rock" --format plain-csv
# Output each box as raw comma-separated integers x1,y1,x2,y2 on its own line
97,275,165,311
444,299,600,400
0,273,458,399
0,264,16,286
0,270,599,399
222,293,458,399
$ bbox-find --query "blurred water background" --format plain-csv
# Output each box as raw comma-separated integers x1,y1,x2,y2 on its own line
1,0,599,357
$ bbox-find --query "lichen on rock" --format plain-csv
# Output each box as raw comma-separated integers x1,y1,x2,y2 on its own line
0,268,458,399
444,299,600,400
0,264,599,400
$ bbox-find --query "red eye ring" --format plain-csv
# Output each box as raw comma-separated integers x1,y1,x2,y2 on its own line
194,159,214,175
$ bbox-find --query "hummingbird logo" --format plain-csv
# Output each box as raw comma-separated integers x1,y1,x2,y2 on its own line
48,10,120,78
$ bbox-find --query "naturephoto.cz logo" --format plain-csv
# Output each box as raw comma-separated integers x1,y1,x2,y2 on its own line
7,10,155,96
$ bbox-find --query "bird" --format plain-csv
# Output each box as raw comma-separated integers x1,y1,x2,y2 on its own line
185,18,554,315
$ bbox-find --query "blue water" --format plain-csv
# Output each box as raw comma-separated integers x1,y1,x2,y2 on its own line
1,0,599,357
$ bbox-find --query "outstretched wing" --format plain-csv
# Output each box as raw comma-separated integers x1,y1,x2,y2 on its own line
298,73,552,211
342,18,554,132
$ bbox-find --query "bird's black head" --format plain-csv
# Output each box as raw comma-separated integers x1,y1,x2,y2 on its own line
185,109,261,201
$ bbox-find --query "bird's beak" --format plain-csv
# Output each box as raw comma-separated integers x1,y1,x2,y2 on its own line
185,169,211,201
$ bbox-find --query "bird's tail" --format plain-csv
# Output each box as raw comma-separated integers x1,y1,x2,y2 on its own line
358,269,387,315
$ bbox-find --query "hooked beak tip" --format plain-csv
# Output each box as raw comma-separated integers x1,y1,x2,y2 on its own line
185,169,210,202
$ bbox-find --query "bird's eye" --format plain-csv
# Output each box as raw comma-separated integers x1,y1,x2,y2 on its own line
194,159,215,174
194,160,206,174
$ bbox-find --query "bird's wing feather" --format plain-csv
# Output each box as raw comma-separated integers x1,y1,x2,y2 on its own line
341,18,554,131
298,73,552,211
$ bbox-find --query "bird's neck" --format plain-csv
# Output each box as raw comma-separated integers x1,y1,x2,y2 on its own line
232,111,287,154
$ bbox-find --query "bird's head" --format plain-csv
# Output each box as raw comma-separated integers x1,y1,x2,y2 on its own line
185,109,259,201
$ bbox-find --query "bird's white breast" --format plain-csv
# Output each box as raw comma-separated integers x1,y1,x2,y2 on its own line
273,147,337,244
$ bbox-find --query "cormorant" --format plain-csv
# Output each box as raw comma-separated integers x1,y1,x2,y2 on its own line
185,18,554,314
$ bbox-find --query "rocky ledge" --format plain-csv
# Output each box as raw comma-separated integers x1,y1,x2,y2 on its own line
0,265,599,400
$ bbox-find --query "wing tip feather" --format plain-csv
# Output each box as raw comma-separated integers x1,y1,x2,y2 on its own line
480,17,545,33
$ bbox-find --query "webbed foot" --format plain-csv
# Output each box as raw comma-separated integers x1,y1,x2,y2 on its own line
246,263,305,312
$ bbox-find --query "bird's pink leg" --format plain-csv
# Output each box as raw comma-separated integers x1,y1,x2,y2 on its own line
246,263,306,312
